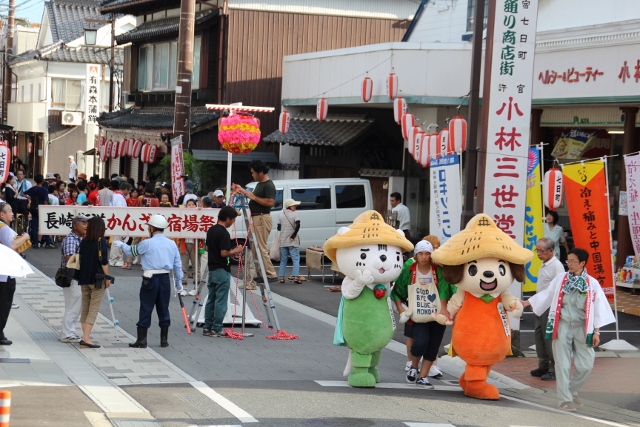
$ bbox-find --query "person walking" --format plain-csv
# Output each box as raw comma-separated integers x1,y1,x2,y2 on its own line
277,198,302,284
529,237,565,381
390,192,411,240
77,217,110,349
13,169,31,218
523,248,616,412
68,155,78,183
59,214,89,343
203,206,244,337
25,174,52,249
113,214,183,348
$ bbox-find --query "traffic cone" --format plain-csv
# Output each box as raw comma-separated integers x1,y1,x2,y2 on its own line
0,390,11,427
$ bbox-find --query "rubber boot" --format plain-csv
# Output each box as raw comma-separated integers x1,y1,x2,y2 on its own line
160,327,169,347
129,327,148,348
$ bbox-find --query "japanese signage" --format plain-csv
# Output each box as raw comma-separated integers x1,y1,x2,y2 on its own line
551,129,599,160
171,136,186,206
562,160,615,301
39,206,220,238
624,154,640,256
429,154,461,244
85,64,101,124
0,140,10,185
523,148,543,292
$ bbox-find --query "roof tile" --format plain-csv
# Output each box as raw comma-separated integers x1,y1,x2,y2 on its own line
98,106,219,130
263,117,374,147
46,0,105,43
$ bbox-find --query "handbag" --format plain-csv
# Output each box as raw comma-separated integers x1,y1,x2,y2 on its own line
269,231,281,261
54,267,72,288
408,270,440,323
66,253,81,281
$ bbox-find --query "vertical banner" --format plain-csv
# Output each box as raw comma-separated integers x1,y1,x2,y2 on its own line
523,148,544,292
170,135,186,206
562,160,615,301
624,154,640,256
429,154,462,244
85,64,101,125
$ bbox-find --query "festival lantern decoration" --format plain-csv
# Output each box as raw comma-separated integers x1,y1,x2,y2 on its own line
316,98,328,122
11,145,18,157
448,116,468,154
28,141,33,154
105,140,113,160
419,133,431,167
279,110,290,134
543,168,563,210
126,138,135,157
218,113,262,154
401,112,415,140
412,131,423,163
437,129,449,156
133,139,143,158
148,144,158,164
387,72,398,100
141,143,150,163
361,76,373,103
111,140,121,159
118,138,127,158
408,125,420,151
0,141,11,185
427,134,439,159
393,97,406,124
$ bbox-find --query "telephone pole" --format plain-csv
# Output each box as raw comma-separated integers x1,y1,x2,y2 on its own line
173,0,196,148
2,0,15,124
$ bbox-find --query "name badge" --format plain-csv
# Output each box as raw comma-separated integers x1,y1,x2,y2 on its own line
497,302,510,337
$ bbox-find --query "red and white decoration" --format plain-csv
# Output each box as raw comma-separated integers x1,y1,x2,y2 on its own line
448,116,468,154
12,145,18,157
543,168,563,210
133,139,143,158
401,113,415,141
126,138,135,157
118,138,127,158
408,126,421,153
0,141,11,185
412,131,424,163
393,97,406,124
148,144,158,164
437,129,449,156
427,134,439,160
28,142,33,154
419,134,430,167
316,98,328,122
111,140,121,159
361,76,373,103
387,72,398,100
141,143,150,163
279,110,290,134
105,140,113,161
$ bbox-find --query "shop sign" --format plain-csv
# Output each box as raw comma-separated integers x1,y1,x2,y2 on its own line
429,154,461,244
551,129,611,160
85,64,101,124
623,154,640,256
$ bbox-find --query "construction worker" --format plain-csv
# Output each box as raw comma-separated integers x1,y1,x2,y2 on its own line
113,214,183,348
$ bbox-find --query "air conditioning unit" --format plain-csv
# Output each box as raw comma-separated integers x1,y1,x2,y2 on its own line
61,111,83,126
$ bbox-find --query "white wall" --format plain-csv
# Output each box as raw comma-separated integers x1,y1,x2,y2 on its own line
537,0,640,32
408,0,470,43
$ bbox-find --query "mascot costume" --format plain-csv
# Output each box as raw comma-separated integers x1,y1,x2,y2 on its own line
431,213,533,400
324,210,413,388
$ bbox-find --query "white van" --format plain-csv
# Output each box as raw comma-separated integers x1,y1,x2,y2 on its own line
230,178,373,253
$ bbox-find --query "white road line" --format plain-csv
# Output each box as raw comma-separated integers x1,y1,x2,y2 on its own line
84,412,113,427
190,381,258,423
404,423,456,427
315,380,462,392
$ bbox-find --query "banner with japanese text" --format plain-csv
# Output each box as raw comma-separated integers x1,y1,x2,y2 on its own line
39,206,220,239
624,154,640,256
562,160,615,300
171,135,186,206
429,154,462,244
85,64,101,125
523,148,544,292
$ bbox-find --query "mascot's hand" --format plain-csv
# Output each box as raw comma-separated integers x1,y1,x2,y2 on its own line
509,298,524,318
354,269,374,287
399,310,412,324
447,293,464,318
435,313,453,326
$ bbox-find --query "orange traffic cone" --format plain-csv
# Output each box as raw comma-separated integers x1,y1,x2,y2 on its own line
0,390,10,427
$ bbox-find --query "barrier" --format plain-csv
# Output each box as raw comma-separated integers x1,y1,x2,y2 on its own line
0,390,11,427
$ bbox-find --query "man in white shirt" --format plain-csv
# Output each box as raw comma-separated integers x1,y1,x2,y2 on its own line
13,169,32,217
390,192,411,240
109,182,129,266
530,237,565,381
68,156,77,182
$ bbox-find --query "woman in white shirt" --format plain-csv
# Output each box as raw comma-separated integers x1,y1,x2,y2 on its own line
544,210,569,260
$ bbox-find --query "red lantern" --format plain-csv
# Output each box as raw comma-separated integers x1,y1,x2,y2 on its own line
126,138,135,157
427,134,440,159
118,138,127,158
408,125,420,151
393,97,406,124
448,116,468,154
412,132,422,163
148,144,158,164
401,113,415,140
543,168,563,210
387,72,398,100
0,141,11,184
316,98,328,122
218,113,261,154
98,136,106,148
12,145,18,157
141,143,150,163
105,140,113,160
111,140,120,159
361,76,373,103
133,139,143,158
279,110,290,134
28,141,33,154
437,129,449,156
419,133,430,167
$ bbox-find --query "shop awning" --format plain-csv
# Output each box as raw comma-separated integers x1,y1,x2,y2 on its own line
191,149,278,164
263,116,374,147
83,148,97,156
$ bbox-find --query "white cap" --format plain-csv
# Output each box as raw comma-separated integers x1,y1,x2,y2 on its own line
414,240,433,254
213,189,224,197
283,198,301,209
183,194,198,205
68,155,74,159
147,214,169,229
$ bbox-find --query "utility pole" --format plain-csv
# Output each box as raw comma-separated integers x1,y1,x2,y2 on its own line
173,0,196,148
2,0,15,124
109,13,115,112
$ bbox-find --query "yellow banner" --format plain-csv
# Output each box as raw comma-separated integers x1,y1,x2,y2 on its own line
524,148,544,292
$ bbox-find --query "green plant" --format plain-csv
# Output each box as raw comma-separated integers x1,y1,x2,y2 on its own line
147,151,220,192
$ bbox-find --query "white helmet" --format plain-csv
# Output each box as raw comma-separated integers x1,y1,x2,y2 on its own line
147,214,168,229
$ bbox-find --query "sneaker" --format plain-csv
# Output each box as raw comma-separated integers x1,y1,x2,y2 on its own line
60,335,82,343
429,365,443,378
541,371,556,381
405,360,412,371
212,330,228,337
406,367,419,383
179,290,188,296
416,377,434,389
46,244,57,249
530,368,548,377
559,401,577,412
245,282,258,290
11,302,19,309
188,289,197,296
202,329,214,337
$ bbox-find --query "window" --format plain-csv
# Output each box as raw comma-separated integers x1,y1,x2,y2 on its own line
20,85,24,102
30,84,34,102
38,83,41,102
137,37,201,91
336,185,366,209
192,36,201,89
291,187,331,210
467,0,489,32
153,43,170,89
51,78,84,110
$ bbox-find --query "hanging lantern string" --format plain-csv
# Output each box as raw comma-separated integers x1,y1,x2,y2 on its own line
624,150,640,157
557,154,619,167
311,55,392,100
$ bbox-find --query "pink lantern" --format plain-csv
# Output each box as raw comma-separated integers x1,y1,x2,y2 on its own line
141,143,150,163
438,129,449,156
11,145,18,157
401,113,415,140
218,113,262,154
98,136,106,148
419,133,430,167
412,132,422,163
279,110,290,134
361,76,373,103
148,144,158,164
28,141,33,154
543,168,563,210
427,134,440,159
118,138,127,158
126,138,135,157
448,116,468,154
316,98,328,122
393,97,406,124
0,141,11,185
387,72,398,100
133,139,143,158
105,140,113,160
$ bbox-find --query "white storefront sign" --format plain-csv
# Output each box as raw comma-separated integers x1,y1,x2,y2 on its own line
429,154,462,244
624,154,640,256
85,64,101,125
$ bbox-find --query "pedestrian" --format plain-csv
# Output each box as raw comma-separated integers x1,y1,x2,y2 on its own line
529,237,565,381
55,181,68,205
522,248,616,412
277,198,302,284
389,192,411,240
138,183,160,208
87,182,101,206
159,193,172,207
77,173,88,183
59,214,89,343
176,180,195,206
13,169,31,218
544,210,570,262
109,182,129,267
127,188,140,207
211,189,226,208
203,206,244,337
68,155,77,183
3,173,17,216
25,174,53,249
113,214,183,348
98,179,113,207
178,198,199,295
76,180,88,205
66,188,79,205
44,172,57,190
77,217,110,348
232,159,278,284
197,196,213,289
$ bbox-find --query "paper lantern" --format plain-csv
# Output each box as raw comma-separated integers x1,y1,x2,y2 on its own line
408,126,421,152
448,116,468,154
412,131,422,163
387,72,398,100
98,136,106,148
316,98,328,122
427,134,439,159
361,76,373,103
133,139,143,158
437,129,449,156
0,141,11,185
118,138,127,158
279,110,290,134
401,113,415,140
218,113,262,154
419,133,431,167
12,145,18,157
28,141,33,154
141,143,150,163
105,140,113,160
126,138,135,157
112,140,121,159
148,144,158,164
393,97,406,124
543,168,563,210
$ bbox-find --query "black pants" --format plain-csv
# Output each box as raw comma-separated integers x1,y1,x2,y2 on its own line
0,278,16,339
137,273,171,328
411,321,446,362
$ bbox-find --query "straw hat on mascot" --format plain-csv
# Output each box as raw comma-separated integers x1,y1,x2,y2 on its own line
324,210,413,388
431,213,533,400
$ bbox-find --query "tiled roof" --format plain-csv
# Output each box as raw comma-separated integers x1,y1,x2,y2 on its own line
99,0,159,13
46,0,105,43
97,106,220,130
9,41,123,65
116,8,219,44
263,116,374,147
